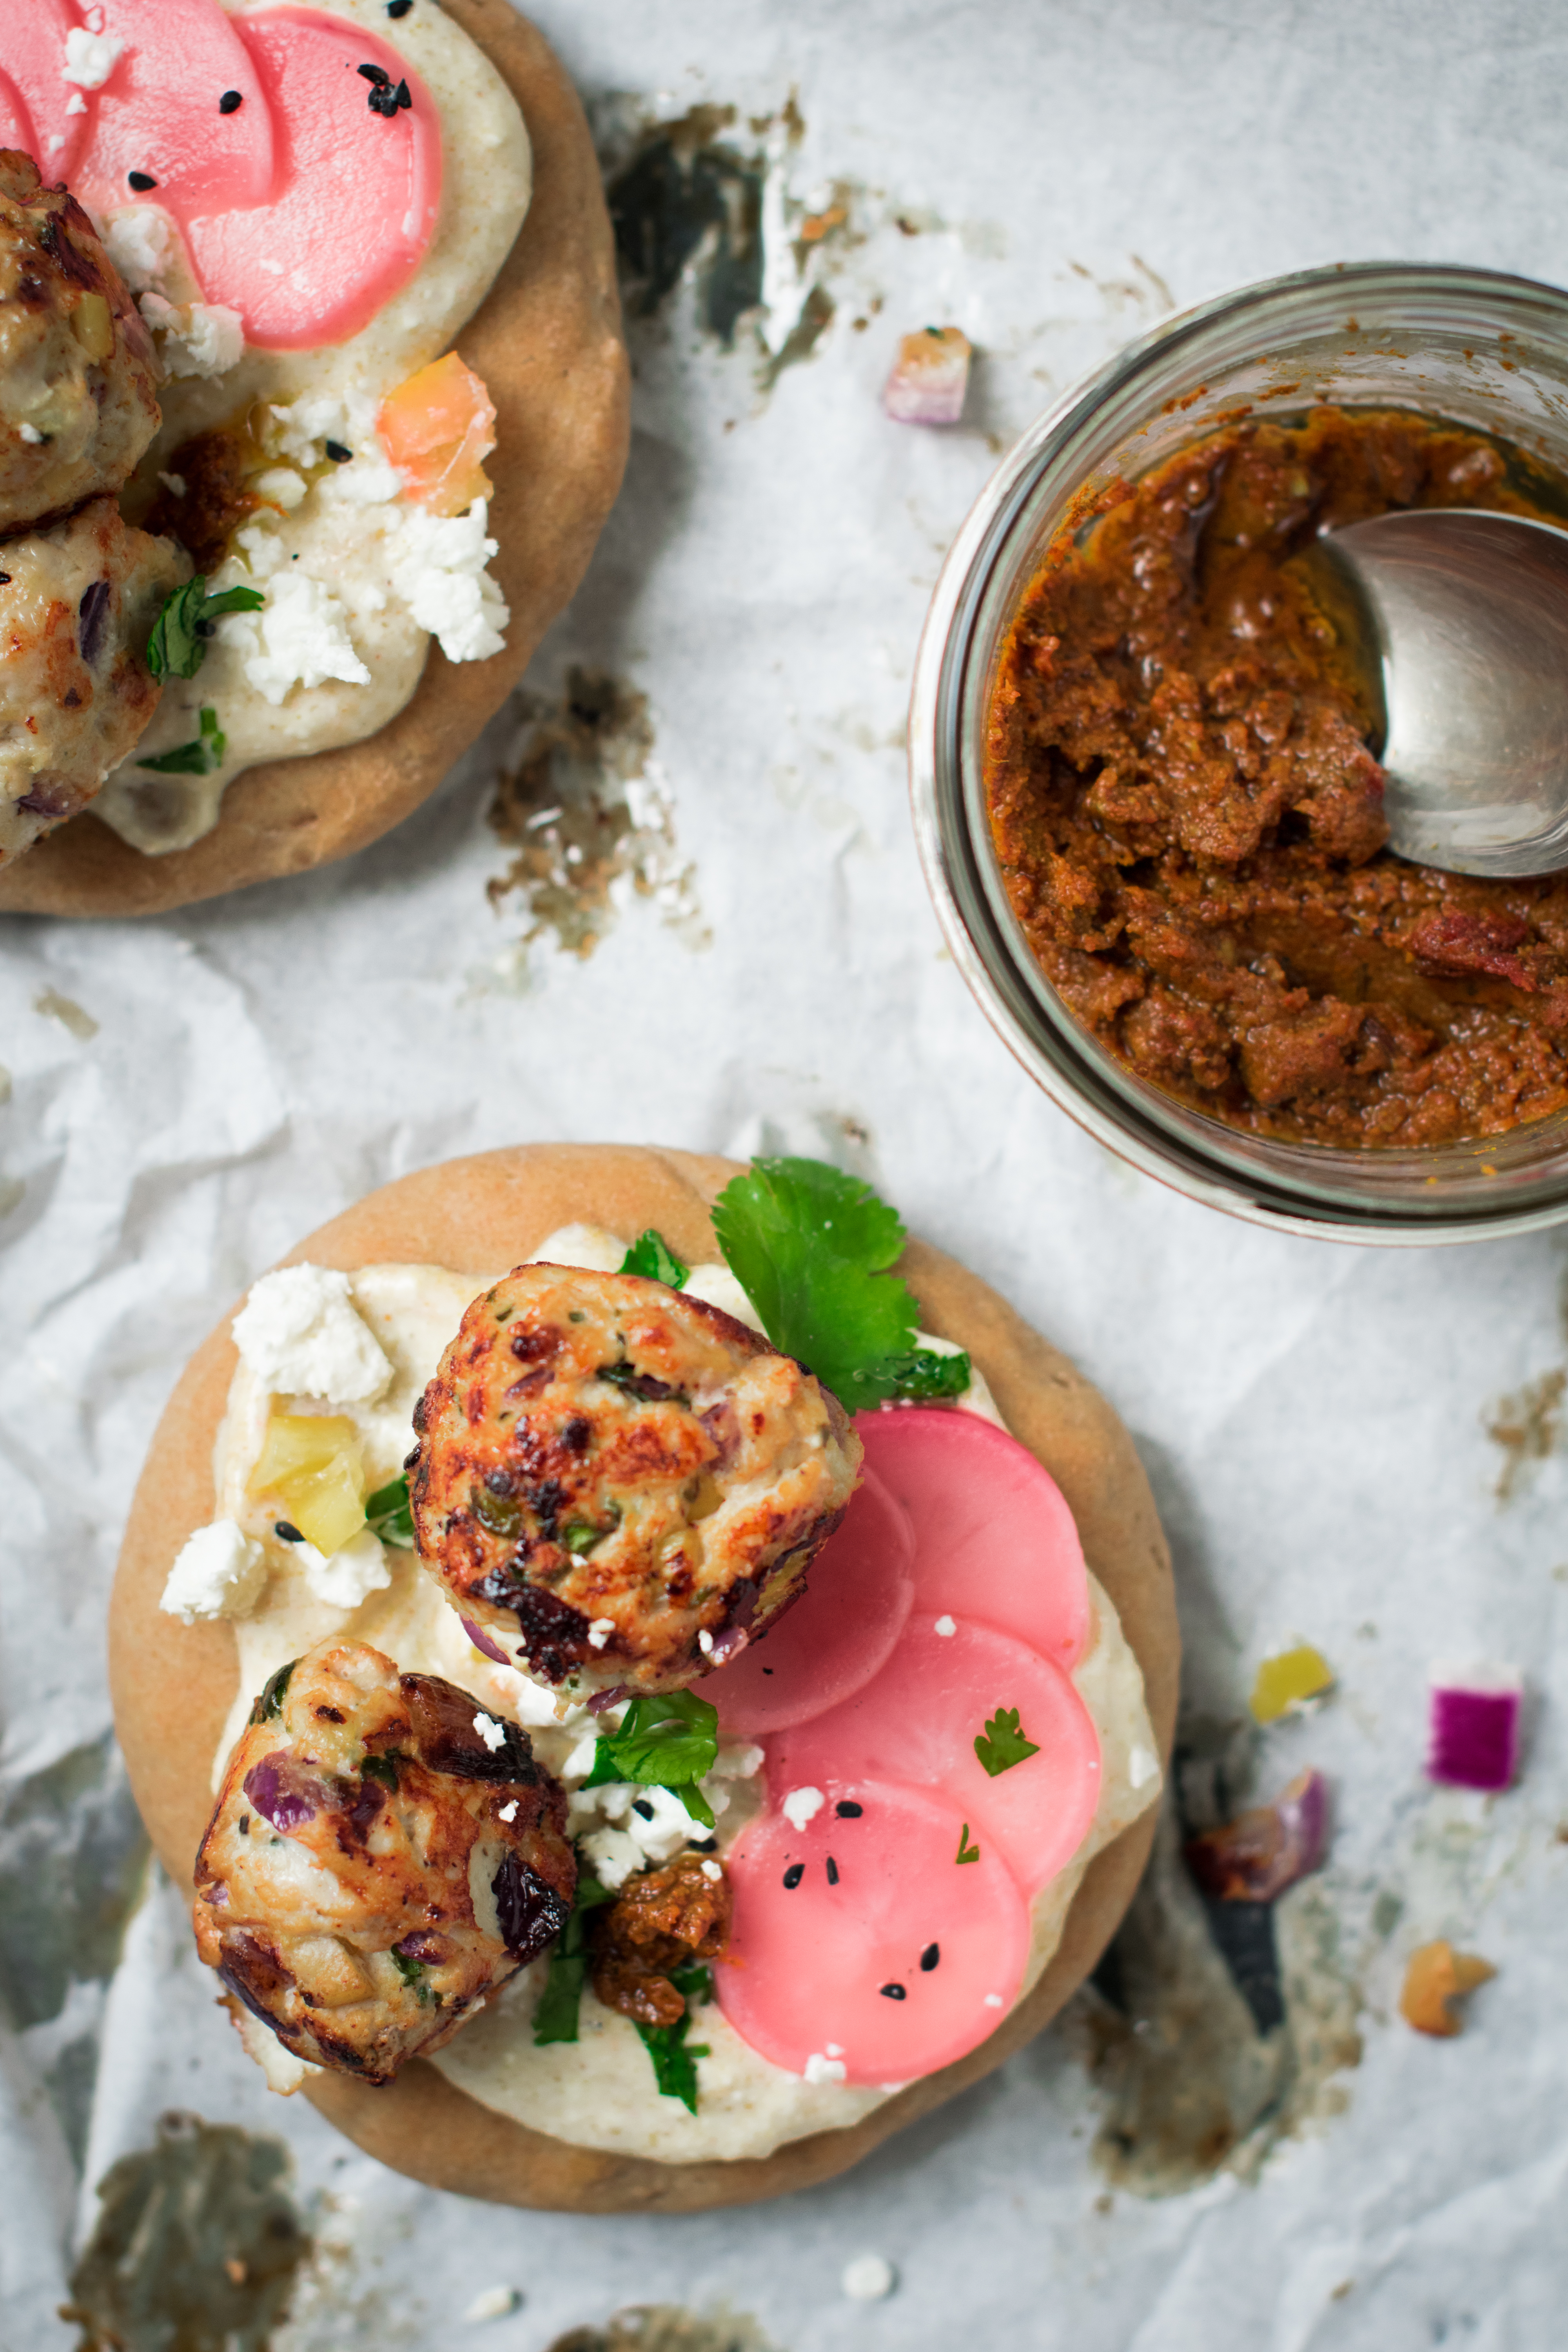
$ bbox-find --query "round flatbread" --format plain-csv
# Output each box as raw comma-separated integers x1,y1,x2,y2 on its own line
110,1144,1179,2212
0,0,629,919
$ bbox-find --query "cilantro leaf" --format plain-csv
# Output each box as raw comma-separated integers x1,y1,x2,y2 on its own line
882,1345,972,1402
955,1822,981,1865
974,1707,1041,1779
360,1752,400,1790
138,704,226,775
390,1947,434,2006
532,1870,616,2045
620,1229,690,1288
634,1962,713,2112
146,575,264,682
580,1691,719,1824
365,1473,414,1547
711,1157,925,1412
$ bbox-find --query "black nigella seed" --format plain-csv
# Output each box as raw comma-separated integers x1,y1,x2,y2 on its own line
358,61,392,84
920,1942,940,1971
324,440,352,463
0,573,11,587
128,171,157,191
396,80,412,109
219,90,243,114
388,0,414,15
880,1982,907,2000
782,1862,804,1889
835,1799,863,1817
761,1666,774,1676
274,1520,305,1544
238,1814,250,1835
826,1856,840,1886
632,1799,653,1821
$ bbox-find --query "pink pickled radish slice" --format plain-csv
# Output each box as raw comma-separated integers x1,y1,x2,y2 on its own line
0,0,91,181
855,1406,1090,1671
184,9,440,349
773,1618,1100,1898
706,1466,915,1737
74,0,276,219
718,1777,1028,2084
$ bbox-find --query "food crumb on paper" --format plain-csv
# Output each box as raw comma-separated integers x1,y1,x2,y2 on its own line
465,2283,521,2322
1249,1644,1335,1723
33,987,98,1040
841,2253,897,2301
1399,1939,1495,2036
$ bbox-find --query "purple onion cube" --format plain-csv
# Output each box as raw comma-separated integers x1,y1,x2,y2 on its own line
1427,1663,1522,1792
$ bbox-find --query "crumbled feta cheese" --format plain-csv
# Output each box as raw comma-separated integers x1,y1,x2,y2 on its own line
17,424,42,445
320,456,405,507
464,2286,520,2323
561,1730,603,1782
697,1628,714,1655
137,294,245,381
804,2052,847,2085
65,91,87,117
782,1786,826,1830
389,499,510,662
218,571,372,705
232,1264,392,1401
160,1518,266,1624
983,1992,1004,2008
252,467,308,512
710,1742,764,1780
102,206,176,295
301,1526,390,1610
575,1782,698,1886
62,25,125,87
158,471,187,499
586,1617,615,1650
473,1711,506,1752
701,1859,723,1882
497,1800,518,1823
1129,1744,1160,1789
232,2003,321,2094
934,1614,957,1637
841,2256,896,2301
269,391,364,467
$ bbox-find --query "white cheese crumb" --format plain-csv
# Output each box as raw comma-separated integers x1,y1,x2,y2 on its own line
232,2003,321,2093
157,471,187,499
842,2255,896,2301
473,1712,507,1753
586,1617,615,1651
103,207,176,294
218,570,372,705
804,2052,847,2085
389,498,510,662
252,467,308,512
65,90,87,117
62,26,125,87
710,1742,764,1780
1128,1744,1160,1789
464,2286,520,2323
497,1800,518,1823
934,1614,957,1637
576,1783,697,1885
160,1518,266,1624
697,1628,714,1655
782,1786,826,1831
17,424,42,445
984,1992,1004,2008
232,1264,392,1402
301,1526,390,1610
561,1731,602,1782
137,294,245,381
701,1859,723,1882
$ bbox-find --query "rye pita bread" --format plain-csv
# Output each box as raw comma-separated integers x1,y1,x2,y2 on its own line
0,0,629,919
110,1143,1179,2212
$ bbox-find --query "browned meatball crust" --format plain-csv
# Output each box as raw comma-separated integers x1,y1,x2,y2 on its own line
193,1641,575,2085
409,1264,862,1698
0,150,160,534
0,495,183,863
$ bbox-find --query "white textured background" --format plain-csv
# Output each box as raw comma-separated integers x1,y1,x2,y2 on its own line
4,2,1568,2345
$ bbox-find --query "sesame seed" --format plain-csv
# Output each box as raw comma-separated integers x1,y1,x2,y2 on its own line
219,90,243,114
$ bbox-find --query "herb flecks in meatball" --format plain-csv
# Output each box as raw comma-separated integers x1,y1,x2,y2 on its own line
590,1850,731,2027
410,1264,862,1696
193,1641,575,2086
0,150,160,535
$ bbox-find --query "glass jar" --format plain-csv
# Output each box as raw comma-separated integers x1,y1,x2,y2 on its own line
909,262,1568,1243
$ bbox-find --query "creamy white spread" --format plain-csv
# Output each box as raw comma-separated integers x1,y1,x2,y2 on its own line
191,1234,1161,2160
93,0,532,855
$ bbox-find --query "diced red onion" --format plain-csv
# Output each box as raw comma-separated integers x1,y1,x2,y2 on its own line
461,1615,511,1666
1184,1768,1329,1902
587,1683,631,1716
241,1751,319,1837
708,1624,750,1667
1427,1664,1521,1792
883,326,971,425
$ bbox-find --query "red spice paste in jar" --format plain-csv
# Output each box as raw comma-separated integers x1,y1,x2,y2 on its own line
984,408,1568,1147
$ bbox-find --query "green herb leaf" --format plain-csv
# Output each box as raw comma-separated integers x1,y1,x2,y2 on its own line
531,1870,617,2045
974,1706,1041,1779
138,704,226,775
711,1156,940,1412
620,1229,690,1288
249,1658,297,1726
390,1948,434,2006
361,1752,400,1791
633,1963,713,2112
365,1474,414,1547
582,1690,720,1801
882,1345,972,1401
955,1821,981,1865
146,575,264,681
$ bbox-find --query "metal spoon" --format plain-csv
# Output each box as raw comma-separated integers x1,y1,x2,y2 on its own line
1317,508,1568,878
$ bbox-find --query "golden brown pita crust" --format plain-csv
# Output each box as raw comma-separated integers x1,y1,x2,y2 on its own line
110,1144,1178,2212
0,1,630,918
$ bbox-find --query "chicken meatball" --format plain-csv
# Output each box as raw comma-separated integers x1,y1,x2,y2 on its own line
409,1265,862,1697
193,1641,575,2085
0,494,183,864
0,150,159,533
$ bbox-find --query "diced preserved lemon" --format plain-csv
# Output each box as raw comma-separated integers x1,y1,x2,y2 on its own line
1250,1643,1335,1723
71,292,114,362
377,351,496,517
249,1413,366,1556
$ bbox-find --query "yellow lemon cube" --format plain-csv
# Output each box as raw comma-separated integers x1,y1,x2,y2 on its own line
249,1413,366,1557
1250,1644,1335,1724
